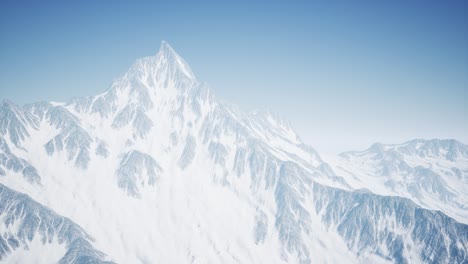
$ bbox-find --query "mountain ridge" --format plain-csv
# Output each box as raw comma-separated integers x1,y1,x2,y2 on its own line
332,138,468,224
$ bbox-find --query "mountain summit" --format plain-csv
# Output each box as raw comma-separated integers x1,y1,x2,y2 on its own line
120,41,196,93
0,42,467,264
157,40,196,79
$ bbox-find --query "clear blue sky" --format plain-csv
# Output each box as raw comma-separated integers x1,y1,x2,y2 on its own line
1,0,467,154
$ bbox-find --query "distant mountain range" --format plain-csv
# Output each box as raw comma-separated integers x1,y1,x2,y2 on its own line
332,139,468,223
0,41,466,264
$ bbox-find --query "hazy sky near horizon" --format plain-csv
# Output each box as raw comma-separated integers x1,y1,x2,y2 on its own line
1,0,467,154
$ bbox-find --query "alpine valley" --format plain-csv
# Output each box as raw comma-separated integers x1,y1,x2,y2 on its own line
0,42,467,264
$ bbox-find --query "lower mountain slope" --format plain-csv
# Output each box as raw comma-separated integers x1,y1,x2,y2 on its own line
0,184,112,263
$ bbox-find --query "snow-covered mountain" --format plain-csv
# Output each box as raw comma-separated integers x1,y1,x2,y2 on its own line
0,41,467,263
329,139,468,224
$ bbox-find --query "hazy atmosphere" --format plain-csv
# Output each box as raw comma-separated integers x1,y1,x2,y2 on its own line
1,1,468,263
1,0,467,154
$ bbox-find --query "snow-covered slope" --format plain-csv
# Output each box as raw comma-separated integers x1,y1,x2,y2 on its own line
0,41,467,263
330,139,468,224
0,184,112,263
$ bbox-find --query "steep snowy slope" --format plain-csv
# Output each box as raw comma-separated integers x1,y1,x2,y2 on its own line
329,139,468,223
0,41,467,263
0,184,112,263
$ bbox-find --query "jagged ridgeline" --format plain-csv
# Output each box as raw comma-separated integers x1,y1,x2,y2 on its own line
0,42,467,263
